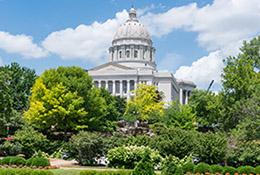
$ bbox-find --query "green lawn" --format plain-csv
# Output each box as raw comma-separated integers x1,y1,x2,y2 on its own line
50,168,161,175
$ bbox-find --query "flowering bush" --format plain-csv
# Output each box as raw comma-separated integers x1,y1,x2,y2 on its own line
107,145,162,169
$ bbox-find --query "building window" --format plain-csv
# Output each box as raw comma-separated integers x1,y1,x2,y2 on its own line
108,81,113,93
150,50,153,59
122,80,127,94
94,81,99,87
130,80,135,91
134,50,138,58
101,81,106,88
119,51,122,58
143,50,145,59
126,50,130,58
115,81,120,93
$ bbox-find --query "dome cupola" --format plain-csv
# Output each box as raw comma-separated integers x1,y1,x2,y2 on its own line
109,8,156,70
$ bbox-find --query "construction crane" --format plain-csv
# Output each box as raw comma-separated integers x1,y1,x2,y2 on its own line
206,80,214,92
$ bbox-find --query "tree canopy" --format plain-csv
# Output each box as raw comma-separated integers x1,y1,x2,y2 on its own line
124,84,164,122
0,63,36,136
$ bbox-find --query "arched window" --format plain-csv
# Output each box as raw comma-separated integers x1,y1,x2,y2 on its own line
134,50,138,58
150,50,153,60
119,51,122,58
126,50,130,58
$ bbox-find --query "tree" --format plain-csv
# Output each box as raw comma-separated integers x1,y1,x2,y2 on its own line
221,36,260,130
189,89,222,131
124,84,164,122
0,62,36,136
24,66,108,134
163,101,197,130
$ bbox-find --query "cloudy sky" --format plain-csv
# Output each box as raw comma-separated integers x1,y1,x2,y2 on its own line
0,0,259,90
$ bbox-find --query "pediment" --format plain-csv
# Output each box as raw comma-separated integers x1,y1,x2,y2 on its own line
89,62,133,73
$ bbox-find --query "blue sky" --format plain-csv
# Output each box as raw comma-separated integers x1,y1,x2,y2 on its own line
0,0,259,90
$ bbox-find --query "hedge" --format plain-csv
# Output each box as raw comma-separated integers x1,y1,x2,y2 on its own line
26,157,50,167
0,156,26,165
0,168,53,175
80,170,132,175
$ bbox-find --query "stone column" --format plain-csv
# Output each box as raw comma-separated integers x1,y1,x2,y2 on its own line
127,80,131,100
179,88,183,104
98,80,101,88
112,80,116,95
105,80,108,90
120,80,123,97
185,90,189,104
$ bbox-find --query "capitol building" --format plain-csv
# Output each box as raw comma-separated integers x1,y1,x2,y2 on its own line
89,8,196,105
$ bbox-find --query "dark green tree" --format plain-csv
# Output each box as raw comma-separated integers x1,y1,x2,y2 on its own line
189,89,223,131
221,36,260,130
0,62,36,136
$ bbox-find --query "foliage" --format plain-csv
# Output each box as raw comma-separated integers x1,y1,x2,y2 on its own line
13,127,49,157
150,127,196,158
255,166,260,174
67,131,104,165
194,163,212,173
0,168,53,175
132,152,156,175
181,162,195,173
189,89,223,131
24,66,115,133
223,166,237,175
221,36,260,131
211,165,224,174
0,156,26,165
26,156,50,167
237,166,255,175
107,145,162,169
0,62,36,136
227,141,260,167
163,101,197,130
194,132,227,164
0,141,22,156
124,84,164,122
161,155,191,175
79,170,132,175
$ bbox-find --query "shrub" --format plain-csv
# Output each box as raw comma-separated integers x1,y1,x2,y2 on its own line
26,156,50,167
237,166,255,175
107,145,161,169
0,168,53,175
0,156,26,165
162,155,192,175
194,163,212,174
255,166,260,174
0,141,23,156
223,166,237,175
132,152,155,175
79,170,132,175
195,132,227,164
150,127,197,158
67,131,104,165
13,127,50,157
211,165,224,174
182,162,195,173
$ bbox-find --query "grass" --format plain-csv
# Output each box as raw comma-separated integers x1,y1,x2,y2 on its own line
50,167,161,175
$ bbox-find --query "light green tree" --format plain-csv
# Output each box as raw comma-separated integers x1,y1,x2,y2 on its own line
24,66,108,134
124,84,164,122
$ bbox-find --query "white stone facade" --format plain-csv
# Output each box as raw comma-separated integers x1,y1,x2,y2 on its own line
88,8,196,104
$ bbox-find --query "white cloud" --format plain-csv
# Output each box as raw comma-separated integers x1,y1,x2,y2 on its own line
141,0,260,89
174,51,224,89
0,32,48,58
42,10,128,64
158,53,185,72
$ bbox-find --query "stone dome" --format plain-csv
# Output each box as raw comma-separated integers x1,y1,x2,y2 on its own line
113,8,151,42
